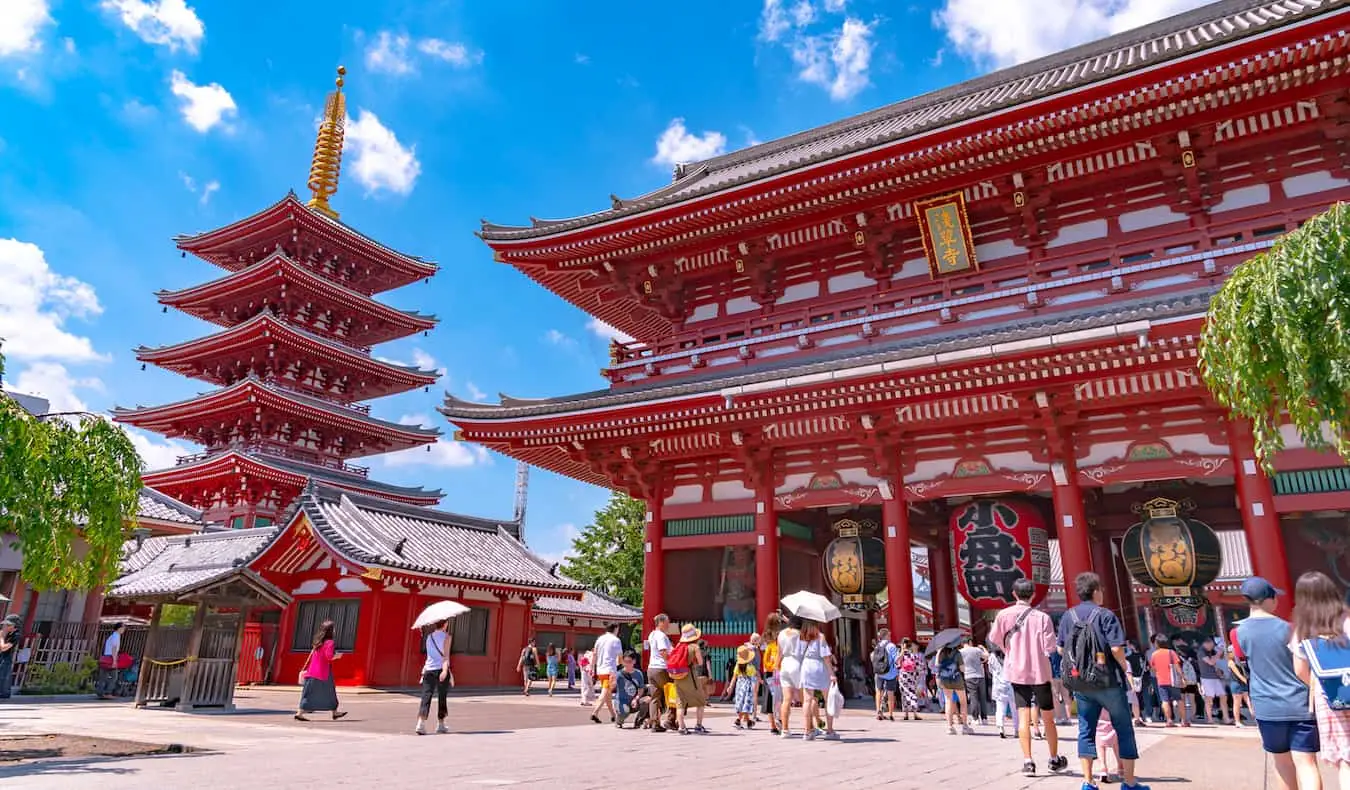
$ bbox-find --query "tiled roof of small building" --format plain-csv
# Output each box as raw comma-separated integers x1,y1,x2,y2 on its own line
533,574,641,620
111,527,279,599
136,487,205,526
295,486,582,594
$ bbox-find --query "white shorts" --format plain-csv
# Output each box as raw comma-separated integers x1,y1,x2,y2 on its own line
801,659,831,692
778,658,803,689
1200,678,1227,699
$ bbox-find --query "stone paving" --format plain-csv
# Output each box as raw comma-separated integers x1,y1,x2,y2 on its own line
0,689,1294,788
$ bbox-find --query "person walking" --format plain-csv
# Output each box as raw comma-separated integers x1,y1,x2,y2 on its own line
1057,572,1149,790
762,612,784,734
668,623,708,734
295,620,348,722
777,615,804,738
1227,642,1252,727
544,643,560,697
1148,633,1186,727
415,619,454,735
589,623,623,724
564,647,577,690
516,637,539,697
989,649,1016,738
989,577,1068,776
0,614,19,699
1236,576,1322,790
897,639,923,720
799,620,839,741
731,645,760,729
579,647,596,706
936,643,971,735
1291,571,1350,789
960,639,990,725
95,622,125,699
872,627,900,721
646,613,673,733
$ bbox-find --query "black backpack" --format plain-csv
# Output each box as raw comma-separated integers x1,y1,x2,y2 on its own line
871,642,891,675
1062,608,1113,692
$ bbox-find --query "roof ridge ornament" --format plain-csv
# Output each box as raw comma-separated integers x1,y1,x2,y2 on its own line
306,66,347,220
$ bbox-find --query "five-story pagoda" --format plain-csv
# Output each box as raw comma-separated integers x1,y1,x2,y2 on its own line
116,67,444,528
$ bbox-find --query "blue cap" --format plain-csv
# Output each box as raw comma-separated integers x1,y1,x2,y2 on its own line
1241,577,1280,602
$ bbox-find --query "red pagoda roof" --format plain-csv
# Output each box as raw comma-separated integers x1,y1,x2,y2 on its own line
135,312,439,403
113,378,440,458
175,193,438,295
157,250,437,347
141,450,443,508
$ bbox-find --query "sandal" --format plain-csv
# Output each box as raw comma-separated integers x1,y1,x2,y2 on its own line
331,711,348,721
294,713,309,721
694,725,708,734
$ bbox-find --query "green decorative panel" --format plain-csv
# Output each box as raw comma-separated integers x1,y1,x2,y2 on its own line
778,518,813,541
1273,467,1350,495
664,515,754,537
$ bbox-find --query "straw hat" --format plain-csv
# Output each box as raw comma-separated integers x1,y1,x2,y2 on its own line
735,644,755,665
679,623,702,644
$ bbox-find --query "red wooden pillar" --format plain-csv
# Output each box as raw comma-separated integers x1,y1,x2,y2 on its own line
274,590,297,684
755,490,780,629
929,530,958,630
81,586,105,623
1090,534,1120,611
1228,420,1295,618
1052,456,1093,606
882,488,916,640
642,495,665,634
363,583,384,685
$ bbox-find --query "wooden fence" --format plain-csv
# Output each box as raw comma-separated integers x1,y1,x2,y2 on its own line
11,621,152,690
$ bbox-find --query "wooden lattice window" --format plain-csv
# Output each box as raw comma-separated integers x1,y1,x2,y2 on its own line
291,599,360,652
450,607,490,656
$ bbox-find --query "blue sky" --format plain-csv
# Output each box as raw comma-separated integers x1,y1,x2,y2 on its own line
0,0,1209,563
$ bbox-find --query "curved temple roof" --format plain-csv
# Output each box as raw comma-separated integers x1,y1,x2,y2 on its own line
479,0,1342,242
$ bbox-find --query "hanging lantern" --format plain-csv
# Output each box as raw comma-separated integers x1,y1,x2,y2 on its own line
823,518,886,611
949,499,1051,610
1121,497,1222,620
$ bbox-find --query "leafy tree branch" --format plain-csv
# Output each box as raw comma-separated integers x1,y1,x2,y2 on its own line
559,492,645,607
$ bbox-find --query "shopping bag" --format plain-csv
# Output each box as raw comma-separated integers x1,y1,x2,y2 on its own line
826,682,845,718
664,682,678,708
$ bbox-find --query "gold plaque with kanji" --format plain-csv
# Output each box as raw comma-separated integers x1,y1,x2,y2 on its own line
914,191,979,278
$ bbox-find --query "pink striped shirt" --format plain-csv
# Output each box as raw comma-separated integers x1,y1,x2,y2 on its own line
988,602,1056,686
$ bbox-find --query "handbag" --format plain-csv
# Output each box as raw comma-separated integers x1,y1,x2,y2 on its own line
826,682,845,718
298,647,316,685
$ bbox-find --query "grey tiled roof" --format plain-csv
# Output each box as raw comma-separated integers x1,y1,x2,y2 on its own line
442,286,1212,420
261,453,445,501
479,0,1340,240
297,486,581,593
111,527,280,599
533,574,641,620
137,487,204,526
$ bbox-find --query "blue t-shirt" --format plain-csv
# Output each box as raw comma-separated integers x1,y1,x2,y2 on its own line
1236,613,1312,722
878,641,900,681
1056,602,1127,686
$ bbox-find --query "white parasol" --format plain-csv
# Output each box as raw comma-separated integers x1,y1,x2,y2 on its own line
780,590,842,623
411,600,470,629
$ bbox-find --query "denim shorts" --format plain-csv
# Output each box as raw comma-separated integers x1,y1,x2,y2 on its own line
1157,685,1182,703
1258,719,1320,754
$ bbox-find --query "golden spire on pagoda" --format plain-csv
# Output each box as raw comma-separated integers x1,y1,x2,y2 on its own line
306,65,346,220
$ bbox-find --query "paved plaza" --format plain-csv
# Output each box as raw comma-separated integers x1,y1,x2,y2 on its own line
0,688,1296,789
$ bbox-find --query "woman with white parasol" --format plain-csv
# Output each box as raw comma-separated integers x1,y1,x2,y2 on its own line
780,591,844,741
412,600,468,735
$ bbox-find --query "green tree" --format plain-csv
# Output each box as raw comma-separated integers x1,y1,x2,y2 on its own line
559,492,645,606
1199,202,1350,470
0,351,143,590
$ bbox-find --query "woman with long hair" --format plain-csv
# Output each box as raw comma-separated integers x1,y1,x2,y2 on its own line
545,643,560,697
295,620,347,721
777,615,804,738
937,643,971,735
1291,570,1350,788
1225,643,1251,728
799,619,840,741
762,612,785,734
897,638,923,720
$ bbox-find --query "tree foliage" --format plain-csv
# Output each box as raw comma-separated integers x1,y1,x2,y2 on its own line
559,491,646,607
0,352,143,590
1199,202,1350,470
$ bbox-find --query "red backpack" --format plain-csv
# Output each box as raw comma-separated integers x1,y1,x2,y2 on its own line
667,641,691,678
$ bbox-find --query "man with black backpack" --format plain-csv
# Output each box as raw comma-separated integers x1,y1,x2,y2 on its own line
1056,572,1150,790
872,628,900,721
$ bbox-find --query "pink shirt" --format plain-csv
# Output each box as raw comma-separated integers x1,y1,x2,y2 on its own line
306,640,336,681
988,602,1055,686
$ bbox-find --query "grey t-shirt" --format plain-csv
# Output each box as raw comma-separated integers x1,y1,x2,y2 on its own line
1236,613,1312,722
959,646,986,679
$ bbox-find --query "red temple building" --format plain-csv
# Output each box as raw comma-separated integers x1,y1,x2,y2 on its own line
443,0,1350,659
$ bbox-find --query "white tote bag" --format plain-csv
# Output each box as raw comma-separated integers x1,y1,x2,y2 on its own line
826,682,845,718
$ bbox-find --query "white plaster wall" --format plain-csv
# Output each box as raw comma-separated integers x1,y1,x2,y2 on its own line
776,282,821,305
776,472,814,495
291,579,329,596
1166,433,1231,456
828,271,872,294
892,258,930,281
964,305,1022,321
882,320,939,336
0,533,22,572
1278,422,1335,450
1079,441,1133,466
688,303,720,323
1118,205,1187,232
725,296,758,315
1135,274,1198,291
1046,219,1109,249
985,451,1043,473
908,458,954,483
974,239,1026,262
836,467,879,486
1211,184,1270,213
1283,171,1350,198
334,577,371,593
665,484,704,506
711,480,753,501
1050,289,1107,306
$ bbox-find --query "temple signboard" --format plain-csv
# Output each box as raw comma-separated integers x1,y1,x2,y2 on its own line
915,191,979,278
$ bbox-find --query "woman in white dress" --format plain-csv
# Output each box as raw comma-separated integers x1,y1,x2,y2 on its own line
776,615,803,738
799,620,840,741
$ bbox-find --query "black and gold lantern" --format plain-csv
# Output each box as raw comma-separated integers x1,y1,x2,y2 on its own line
1121,497,1222,622
823,518,886,611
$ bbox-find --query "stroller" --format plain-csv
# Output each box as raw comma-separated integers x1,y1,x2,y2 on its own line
114,658,139,698
97,654,136,698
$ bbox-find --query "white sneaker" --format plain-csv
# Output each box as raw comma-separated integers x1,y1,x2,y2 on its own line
435,723,449,734
414,721,426,736
779,729,792,739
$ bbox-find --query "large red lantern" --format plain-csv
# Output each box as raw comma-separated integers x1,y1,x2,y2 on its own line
949,499,1051,610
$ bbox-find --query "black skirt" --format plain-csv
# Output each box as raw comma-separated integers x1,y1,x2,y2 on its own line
299,675,339,712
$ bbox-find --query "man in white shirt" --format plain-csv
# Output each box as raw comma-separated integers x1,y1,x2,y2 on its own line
96,622,125,699
646,614,673,731
590,623,623,724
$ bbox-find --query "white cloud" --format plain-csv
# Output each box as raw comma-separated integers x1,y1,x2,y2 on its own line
543,328,574,347
199,180,219,205
574,53,590,65
179,172,219,205
0,238,104,364
410,348,444,375
344,110,420,196
0,0,52,57
122,425,194,471
382,414,489,469
3,362,102,413
465,381,486,402
533,522,581,566
61,36,74,54
790,0,816,27
758,0,791,42
169,70,236,133
792,17,873,101
364,30,413,75
823,0,847,10
652,118,726,169
585,317,635,345
100,0,204,53
934,0,1209,69
417,38,481,67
